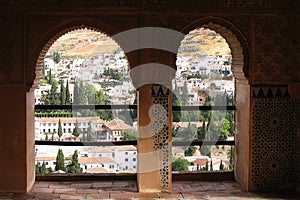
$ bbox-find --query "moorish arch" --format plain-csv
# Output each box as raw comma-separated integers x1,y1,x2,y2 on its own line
179,17,250,81
178,17,252,190
26,17,134,91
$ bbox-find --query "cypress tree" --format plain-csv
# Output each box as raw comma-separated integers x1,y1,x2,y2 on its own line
60,79,66,105
65,80,70,104
66,150,82,173
78,80,86,104
55,149,65,171
87,123,92,142
205,161,209,171
197,121,207,140
41,161,47,174
182,80,189,105
48,69,52,85
58,119,63,141
49,81,59,105
73,79,79,104
219,160,224,170
72,120,80,139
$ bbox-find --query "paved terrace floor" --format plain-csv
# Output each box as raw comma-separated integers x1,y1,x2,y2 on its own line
0,181,299,199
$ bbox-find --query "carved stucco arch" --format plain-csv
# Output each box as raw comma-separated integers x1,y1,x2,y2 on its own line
179,17,250,82
27,17,131,90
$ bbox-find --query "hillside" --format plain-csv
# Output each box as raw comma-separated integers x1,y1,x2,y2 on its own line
48,28,230,58
48,29,120,58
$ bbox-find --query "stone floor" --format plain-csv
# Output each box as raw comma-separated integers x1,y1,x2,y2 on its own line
0,181,299,199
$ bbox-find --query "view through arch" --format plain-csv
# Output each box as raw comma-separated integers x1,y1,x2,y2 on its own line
34,28,138,174
172,27,235,172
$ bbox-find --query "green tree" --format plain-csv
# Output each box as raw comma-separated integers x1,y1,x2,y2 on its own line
58,119,63,140
73,79,79,104
35,163,41,174
95,89,113,121
219,160,224,170
44,132,48,141
52,51,61,64
51,132,55,141
66,150,82,173
172,158,189,172
72,120,80,139
172,126,179,137
197,121,207,140
39,161,52,174
84,83,97,104
219,118,231,140
48,81,60,105
65,80,71,104
87,123,92,142
172,80,181,122
123,129,137,141
210,159,213,171
41,162,47,174
185,146,196,156
78,80,86,104
55,149,65,171
60,79,66,105
48,69,52,84
205,161,209,171
181,80,189,105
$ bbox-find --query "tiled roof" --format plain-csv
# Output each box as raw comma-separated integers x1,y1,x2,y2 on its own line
104,119,133,131
113,145,137,151
79,157,116,165
35,157,56,161
86,167,108,173
88,147,113,153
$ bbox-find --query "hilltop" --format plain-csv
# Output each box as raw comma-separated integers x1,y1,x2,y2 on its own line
48,28,231,58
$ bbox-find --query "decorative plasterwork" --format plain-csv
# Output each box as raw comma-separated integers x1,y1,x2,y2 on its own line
254,15,299,82
151,84,171,191
252,85,297,191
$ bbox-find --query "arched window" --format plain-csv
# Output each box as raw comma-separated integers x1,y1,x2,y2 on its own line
34,28,138,174
172,27,235,172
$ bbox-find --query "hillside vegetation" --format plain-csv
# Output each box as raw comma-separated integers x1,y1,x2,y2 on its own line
48,28,230,58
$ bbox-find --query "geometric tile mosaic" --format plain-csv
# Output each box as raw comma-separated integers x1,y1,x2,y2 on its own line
252,98,297,191
151,84,170,191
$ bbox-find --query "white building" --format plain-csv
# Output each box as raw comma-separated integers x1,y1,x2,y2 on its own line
35,117,105,141
103,119,133,141
79,157,118,173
